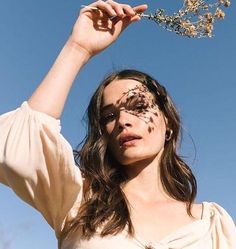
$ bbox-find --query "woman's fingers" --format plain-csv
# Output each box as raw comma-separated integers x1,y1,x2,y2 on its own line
89,0,117,17
107,1,136,18
131,4,148,22
72,1,148,57
133,4,148,15
121,4,136,16
85,1,148,20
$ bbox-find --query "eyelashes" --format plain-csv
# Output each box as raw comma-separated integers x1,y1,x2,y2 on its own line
101,112,116,124
134,102,149,112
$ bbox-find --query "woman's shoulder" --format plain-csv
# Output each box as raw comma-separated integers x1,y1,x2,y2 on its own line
201,201,235,219
201,201,236,246
192,201,235,226
202,201,236,233
190,202,204,220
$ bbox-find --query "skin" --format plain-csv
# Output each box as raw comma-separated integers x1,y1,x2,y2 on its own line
102,79,203,242
25,0,202,242
102,79,167,167
28,1,148,118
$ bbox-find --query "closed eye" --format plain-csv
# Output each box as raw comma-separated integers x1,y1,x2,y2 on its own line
134,102,149,112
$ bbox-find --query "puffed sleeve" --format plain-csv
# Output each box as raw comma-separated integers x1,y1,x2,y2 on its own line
211,202,236,249
0,102,83,238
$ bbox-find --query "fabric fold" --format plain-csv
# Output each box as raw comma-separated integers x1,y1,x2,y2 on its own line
0,102,83,238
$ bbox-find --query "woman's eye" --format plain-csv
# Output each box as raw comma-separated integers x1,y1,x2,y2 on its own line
101,113,116,124
134,103,148,112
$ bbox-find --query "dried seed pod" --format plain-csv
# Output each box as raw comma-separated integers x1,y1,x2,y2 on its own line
215,8,225,19
140,0,231,38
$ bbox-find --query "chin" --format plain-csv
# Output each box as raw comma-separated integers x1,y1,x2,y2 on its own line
117,146,165,166
118,153,157,166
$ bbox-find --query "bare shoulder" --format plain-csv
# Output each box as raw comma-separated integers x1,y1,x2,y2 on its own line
191,203,204,220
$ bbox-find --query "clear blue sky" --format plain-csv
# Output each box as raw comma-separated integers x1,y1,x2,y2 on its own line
0,0,235,248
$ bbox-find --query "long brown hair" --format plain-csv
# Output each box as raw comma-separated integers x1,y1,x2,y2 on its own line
63,69,197,240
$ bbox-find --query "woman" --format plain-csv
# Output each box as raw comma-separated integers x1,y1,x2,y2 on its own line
0,1,235,248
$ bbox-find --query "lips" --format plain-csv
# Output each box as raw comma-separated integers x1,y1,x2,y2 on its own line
118,133,142,146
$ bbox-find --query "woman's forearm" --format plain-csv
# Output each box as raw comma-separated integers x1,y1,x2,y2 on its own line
28,37,91,119
27,2,147,119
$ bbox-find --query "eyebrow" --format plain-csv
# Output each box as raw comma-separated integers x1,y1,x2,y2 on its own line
101,104,114,113
101,93,154,113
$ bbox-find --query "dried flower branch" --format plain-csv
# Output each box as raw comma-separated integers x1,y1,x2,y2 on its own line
140,0,231,38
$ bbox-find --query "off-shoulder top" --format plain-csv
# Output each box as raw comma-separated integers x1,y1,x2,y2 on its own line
0,102,236,249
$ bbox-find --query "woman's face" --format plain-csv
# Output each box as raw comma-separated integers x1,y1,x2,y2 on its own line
101,79,168,166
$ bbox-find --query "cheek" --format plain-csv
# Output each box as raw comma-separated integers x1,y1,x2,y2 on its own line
142,111,167,136
143,120,167,148
104,128,117,153
134,114,167,155
105,122,115,135
106,117,167,165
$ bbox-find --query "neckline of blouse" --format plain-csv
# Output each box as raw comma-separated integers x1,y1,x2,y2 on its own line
123,201,214,247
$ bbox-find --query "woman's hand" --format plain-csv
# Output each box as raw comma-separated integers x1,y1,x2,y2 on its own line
27,1,147,119
69,0,148,58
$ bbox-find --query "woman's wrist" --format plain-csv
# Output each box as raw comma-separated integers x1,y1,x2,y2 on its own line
66,37,93,64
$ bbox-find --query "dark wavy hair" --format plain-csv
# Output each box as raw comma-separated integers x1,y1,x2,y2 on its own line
62,69,197,240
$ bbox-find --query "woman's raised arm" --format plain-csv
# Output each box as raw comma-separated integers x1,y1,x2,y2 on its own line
28,1,148,119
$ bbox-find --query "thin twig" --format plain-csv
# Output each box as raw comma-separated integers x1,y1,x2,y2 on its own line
81,1,231,38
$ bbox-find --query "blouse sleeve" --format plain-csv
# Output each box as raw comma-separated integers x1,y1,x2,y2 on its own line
0,102,83,238
211,202,236,249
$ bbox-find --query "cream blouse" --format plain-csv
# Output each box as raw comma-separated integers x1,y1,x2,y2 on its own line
0,102,236,249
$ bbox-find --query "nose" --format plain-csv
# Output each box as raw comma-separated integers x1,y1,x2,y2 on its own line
117,109,132,130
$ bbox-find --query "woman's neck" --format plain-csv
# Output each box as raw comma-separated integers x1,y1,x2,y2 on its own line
122,152,171,203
